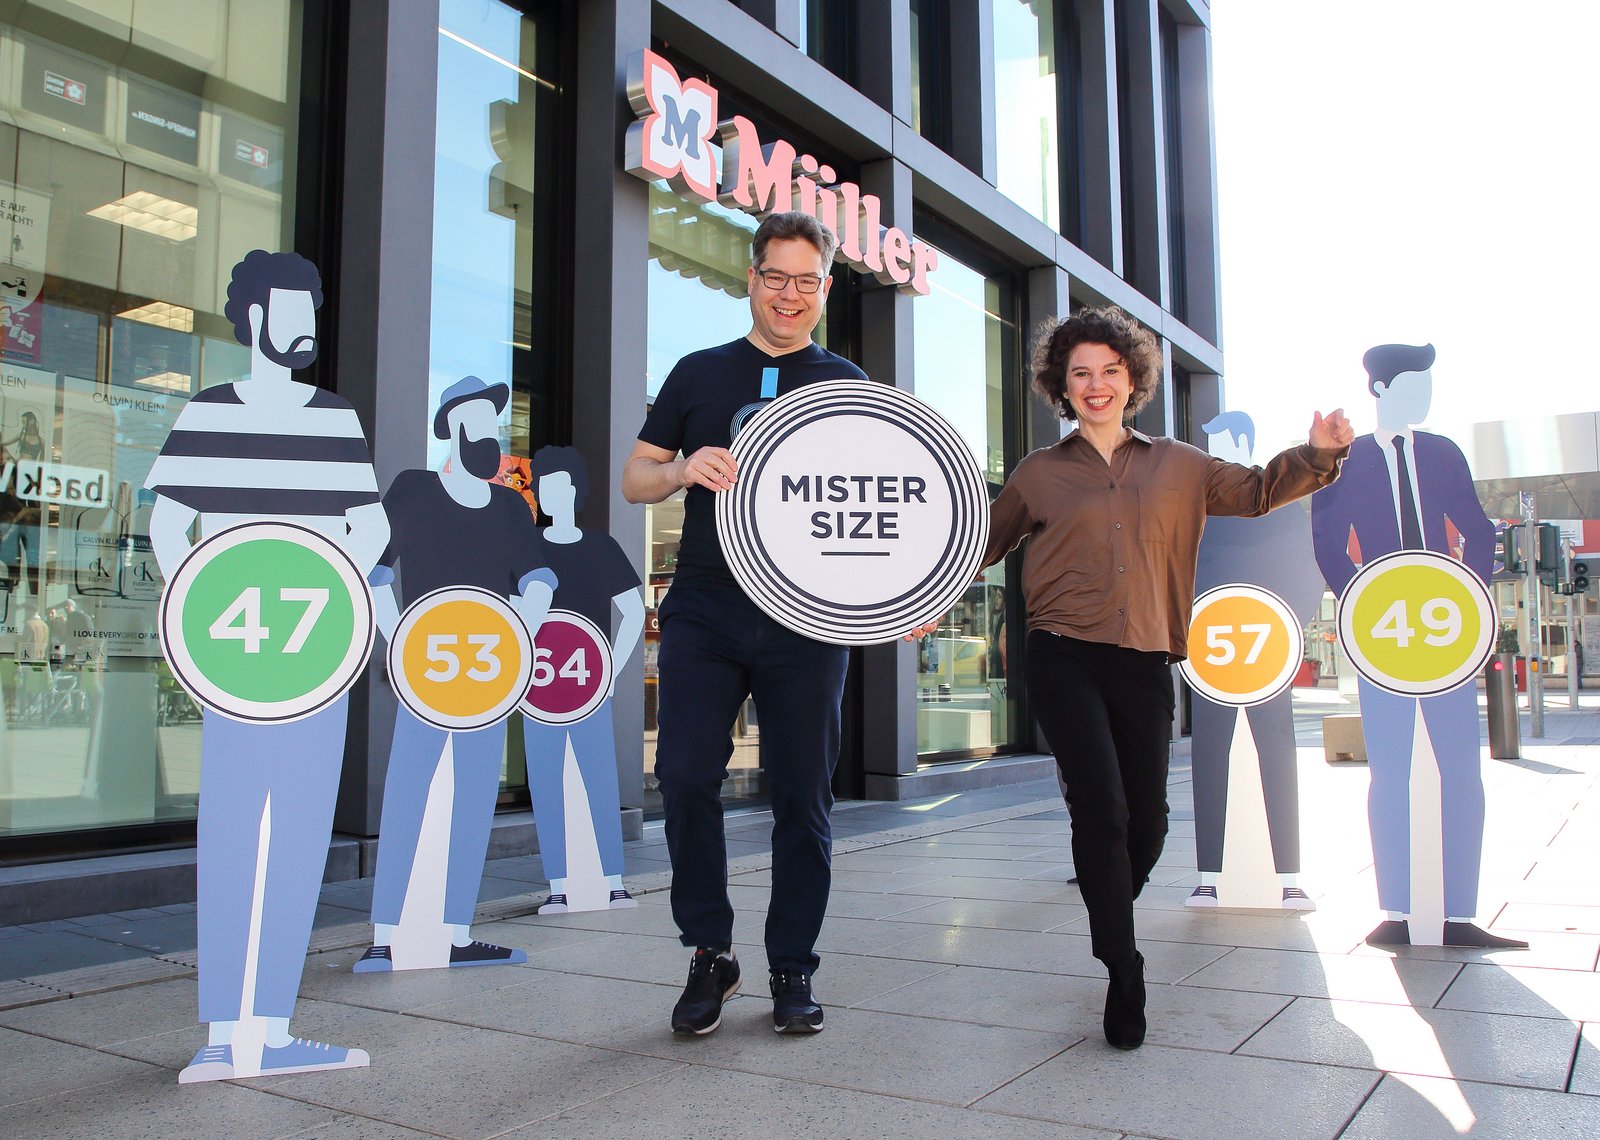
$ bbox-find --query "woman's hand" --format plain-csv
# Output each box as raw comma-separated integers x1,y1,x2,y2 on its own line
1309,408,1354,451
902,620,941,642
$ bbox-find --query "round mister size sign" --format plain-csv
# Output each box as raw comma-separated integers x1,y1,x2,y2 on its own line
519,610,614,726
716,380,989,645
159,522,375,724
388,587,535,731
1337,550,1495,697
1181,585,1304,707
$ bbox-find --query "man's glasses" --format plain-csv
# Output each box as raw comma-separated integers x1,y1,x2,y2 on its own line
754,268,824,294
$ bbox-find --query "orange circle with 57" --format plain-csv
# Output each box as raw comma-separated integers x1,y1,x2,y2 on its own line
1186,593,1296,698
396,598,526,720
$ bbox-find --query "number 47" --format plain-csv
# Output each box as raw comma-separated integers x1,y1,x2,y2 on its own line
210,587,329,654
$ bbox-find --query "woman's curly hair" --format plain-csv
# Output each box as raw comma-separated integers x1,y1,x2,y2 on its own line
1030,305,1162,422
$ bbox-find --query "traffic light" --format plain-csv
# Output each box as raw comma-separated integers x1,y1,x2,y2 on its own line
1497,527,1523,575
1536,522,1561,582
1574,559,1591,594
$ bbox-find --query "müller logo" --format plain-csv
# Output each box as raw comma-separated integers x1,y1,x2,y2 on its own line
624,51,940,297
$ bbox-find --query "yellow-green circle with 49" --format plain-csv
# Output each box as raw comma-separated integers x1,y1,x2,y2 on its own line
1338,552,1493,695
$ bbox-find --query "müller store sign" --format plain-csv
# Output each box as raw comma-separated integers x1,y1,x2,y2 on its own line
625,50,939,296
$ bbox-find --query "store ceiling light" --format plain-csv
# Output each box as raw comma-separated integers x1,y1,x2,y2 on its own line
87,191,198,241
118,301,195,332
133,370,192,393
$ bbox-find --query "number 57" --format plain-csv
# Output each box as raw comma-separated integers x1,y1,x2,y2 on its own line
1204,623,1272,667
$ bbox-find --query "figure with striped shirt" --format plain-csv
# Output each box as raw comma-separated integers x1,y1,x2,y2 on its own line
146,251,390,1082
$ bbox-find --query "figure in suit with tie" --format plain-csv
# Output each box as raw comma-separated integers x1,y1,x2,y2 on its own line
1311,343,1524,947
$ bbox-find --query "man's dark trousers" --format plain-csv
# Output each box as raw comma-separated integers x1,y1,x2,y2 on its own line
655,583,849,973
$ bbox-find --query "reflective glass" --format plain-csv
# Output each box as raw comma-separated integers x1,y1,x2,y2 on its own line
430,0,561,798
911,248,1022,757
993,0,1061,229
1,1,307,841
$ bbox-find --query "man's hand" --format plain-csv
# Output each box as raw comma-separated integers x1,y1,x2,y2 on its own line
902,619,941,642
1309,408,1354,451
681,446,738,493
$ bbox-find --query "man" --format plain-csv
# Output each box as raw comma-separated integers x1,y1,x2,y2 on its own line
355,377,554,972
1311,343,1525,948
146,250,390,1081
1188,411,1325,910
621,212,866,1035
523,445,644,913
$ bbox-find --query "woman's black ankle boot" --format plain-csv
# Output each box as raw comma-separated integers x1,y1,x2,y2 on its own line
1103,952,1147,1050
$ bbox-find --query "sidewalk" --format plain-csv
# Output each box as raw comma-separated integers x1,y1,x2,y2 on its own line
3,693,1599,1138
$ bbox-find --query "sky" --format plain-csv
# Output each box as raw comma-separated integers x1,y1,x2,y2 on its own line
1211,1,1600,458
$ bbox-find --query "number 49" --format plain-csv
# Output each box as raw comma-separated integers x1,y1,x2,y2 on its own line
1370,598,1461,648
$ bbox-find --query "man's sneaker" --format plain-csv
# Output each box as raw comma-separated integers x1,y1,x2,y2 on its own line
608,888,638,909
352,945,393,973
770,968,824,1034
1185,885,1218,908
449,940,527,967
259,1038,370,1076
538,893,570,914
179,1043,234,1084
671,948,740,1036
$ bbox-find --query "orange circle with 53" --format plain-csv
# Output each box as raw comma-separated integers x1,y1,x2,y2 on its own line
1186,593,1297,699
397,598,525,720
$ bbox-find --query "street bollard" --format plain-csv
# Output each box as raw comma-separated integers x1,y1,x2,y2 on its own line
1486,652,1520,760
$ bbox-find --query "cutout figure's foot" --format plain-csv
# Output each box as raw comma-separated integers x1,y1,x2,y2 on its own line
1443,921,1528,949
1280,887,1316,911
671,948,740,1036
352,945,393,973
1366,919,1410,946
1185,885,1218,908
179,1044,234,1084
538,893,569,914
448,940,527,967
608,889,638,909
259,1038,370,1076
1103,953,1147,1050
770,968,824,1034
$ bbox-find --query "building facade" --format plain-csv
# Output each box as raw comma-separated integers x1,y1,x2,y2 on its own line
0,0,1222,915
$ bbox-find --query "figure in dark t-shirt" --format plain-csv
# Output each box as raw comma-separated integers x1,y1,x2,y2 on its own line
356,377,555,973
522,446,645,913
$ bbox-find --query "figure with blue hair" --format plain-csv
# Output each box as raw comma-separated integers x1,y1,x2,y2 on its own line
1187,411,1325,909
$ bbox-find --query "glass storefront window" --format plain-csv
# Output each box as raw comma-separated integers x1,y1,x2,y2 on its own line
911,246,1023,759
1,2,312,844
993,0,1061,230
430,0,563,801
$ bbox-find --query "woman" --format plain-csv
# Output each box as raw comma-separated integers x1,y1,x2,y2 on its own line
982,306,1352,1049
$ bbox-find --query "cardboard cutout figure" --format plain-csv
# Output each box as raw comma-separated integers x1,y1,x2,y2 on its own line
1188,412,1325,910
521,446,644,913
356,378,555,971
146,250,389,1083
1311,344,1526,949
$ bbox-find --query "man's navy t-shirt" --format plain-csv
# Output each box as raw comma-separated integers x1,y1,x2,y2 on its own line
638,338,868,591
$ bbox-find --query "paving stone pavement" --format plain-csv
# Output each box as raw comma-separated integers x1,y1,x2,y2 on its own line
3,693,1599,1138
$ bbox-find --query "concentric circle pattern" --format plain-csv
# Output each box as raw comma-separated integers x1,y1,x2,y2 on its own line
716,380,989,645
